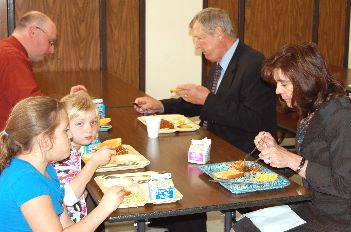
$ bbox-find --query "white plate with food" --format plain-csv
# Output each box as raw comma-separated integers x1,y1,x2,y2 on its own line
138,114,200,133
94,171,183,208
82,143,150,172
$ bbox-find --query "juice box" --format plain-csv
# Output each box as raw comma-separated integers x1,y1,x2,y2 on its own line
148,173,174,201
188,138,211,164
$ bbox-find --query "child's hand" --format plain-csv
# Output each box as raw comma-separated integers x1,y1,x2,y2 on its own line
90,147,116,167
99,186,125,212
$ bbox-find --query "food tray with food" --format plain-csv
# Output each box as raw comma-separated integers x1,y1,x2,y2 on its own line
199,161,290,194
138,114,200,133
82,144,150,172
94,171,183,208
99,118,112,132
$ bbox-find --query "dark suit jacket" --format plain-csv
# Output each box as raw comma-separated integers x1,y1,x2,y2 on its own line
162,41,276,153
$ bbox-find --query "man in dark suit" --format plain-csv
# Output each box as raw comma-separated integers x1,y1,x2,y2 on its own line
134,7,276,154
134,7,276,232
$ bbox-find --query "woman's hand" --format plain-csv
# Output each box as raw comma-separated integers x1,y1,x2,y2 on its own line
254,131,277,151
259,145,293,168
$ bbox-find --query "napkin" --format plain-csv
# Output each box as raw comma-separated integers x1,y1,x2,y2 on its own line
242,205,306,232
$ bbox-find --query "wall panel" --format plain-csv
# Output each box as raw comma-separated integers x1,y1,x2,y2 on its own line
208,0,238,35
106,0,139,88
318,0,347,66
15,0,100,72
245,0,313,58
0,0,7,39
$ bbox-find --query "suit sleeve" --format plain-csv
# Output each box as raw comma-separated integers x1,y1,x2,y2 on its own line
161,98,202,117
200,54,276,132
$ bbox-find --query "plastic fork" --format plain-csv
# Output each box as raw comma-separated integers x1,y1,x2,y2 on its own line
243,147,257,171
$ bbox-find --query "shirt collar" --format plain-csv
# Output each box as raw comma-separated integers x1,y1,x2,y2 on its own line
218,38,239,71
8,36,29,58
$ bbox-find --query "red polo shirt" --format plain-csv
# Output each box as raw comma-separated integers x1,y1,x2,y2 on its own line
0,36,43,130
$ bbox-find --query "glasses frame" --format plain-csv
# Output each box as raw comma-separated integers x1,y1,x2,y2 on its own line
35,26,55,47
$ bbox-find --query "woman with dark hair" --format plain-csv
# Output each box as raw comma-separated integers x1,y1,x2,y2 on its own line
233,43,351,231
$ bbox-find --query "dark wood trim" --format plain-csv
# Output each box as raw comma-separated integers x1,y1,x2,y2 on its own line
344,0,350,67
238,0,245,41
7,0,15,35
139,0,146,91
312,0,320,44
202,0,208,85
99,0,107,71
203,0,208,8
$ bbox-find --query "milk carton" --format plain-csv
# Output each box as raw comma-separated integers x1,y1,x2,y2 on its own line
187,138,211,164
92,98,106,118
148,173,174,201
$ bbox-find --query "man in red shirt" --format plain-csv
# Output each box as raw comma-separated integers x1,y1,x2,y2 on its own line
0,11,86,130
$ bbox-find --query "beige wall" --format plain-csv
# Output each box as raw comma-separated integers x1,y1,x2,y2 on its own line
145,0,202,99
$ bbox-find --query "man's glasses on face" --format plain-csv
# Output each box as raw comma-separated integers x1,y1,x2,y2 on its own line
35,26,55,47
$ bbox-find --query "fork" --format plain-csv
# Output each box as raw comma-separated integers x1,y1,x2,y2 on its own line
243,147,258,171
244,147,257,160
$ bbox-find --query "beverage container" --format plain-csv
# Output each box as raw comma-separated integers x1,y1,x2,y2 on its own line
146,116,161,138
92,98,106,118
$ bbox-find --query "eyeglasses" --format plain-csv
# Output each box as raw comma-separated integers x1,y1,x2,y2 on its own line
35,26,55,47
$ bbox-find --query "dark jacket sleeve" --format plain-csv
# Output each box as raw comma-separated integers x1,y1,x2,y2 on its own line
161,98,202,117
200,52,275,133
303,98,351,198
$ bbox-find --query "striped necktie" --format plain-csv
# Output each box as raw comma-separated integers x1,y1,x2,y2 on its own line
211,63,222,93
203,63,222,128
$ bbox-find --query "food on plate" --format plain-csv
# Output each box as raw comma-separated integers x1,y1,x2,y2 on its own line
99,117,111,126
133,175,152,184
122,191,148,205
213,169,244,179
229,160,246,172
178,124,192,129
249,165,261,173
114,145,129,155
96,138,129,155
96,138,122,150
251,173,278,182
122,189,132,196
229,160,261,173
160,119,174,129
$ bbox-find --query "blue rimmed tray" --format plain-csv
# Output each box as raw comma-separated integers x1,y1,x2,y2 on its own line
99,125,112,132
199,161,290,194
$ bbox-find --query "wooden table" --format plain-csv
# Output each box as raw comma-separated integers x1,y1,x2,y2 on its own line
34,71,312,231
35,71,145,107
87,107,312,232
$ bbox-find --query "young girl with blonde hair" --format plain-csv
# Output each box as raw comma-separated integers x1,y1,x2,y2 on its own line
52,92,116,222
0,96,124,231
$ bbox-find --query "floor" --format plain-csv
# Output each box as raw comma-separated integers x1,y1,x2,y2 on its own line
104,211,224,232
